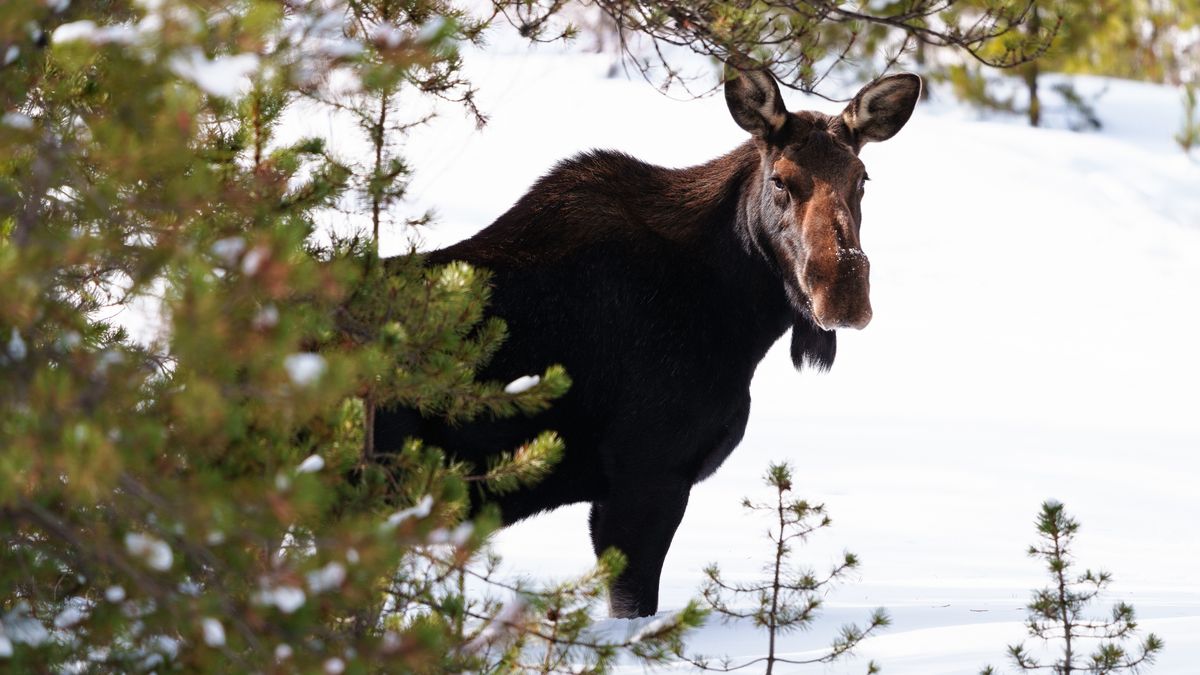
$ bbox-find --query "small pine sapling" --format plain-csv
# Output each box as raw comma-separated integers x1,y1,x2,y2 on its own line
982,501,1163,675
689,462,888,674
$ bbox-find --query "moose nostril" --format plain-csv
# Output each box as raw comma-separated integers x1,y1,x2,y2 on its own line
849,306,872,330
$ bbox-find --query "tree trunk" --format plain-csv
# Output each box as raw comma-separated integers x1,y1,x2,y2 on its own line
1025,8,1042,127
1026,63,1040,127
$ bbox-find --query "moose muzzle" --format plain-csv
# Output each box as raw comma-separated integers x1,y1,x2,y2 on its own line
799,203,873,331
809,247,872,330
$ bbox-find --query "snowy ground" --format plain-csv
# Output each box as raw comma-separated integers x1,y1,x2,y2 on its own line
297,39,1200,672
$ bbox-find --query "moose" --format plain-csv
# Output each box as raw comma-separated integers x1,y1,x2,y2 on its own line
376,66,921,618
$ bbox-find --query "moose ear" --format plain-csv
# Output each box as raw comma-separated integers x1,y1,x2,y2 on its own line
790,315,836,372
725,66,788,138
842,73,921,147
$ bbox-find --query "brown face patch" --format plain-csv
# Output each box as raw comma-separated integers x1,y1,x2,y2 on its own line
765,117,872,330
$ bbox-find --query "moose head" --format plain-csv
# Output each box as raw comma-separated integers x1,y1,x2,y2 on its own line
726,66,921,369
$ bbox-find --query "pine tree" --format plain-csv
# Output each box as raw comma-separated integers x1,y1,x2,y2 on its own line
937,0,1200,134
511,0,1049,95
0,1,696,670
688,463,889,674
982,501,1163,675
937,0,1096,128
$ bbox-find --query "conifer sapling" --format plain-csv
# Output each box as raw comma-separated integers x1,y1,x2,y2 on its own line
982,501,1163,675
690,462,888,674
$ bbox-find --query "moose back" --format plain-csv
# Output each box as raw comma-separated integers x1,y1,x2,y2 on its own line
375,66,921,618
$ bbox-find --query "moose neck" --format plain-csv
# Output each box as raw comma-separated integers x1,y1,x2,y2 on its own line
650,142,761,239
684,141,836,372
663,142,797,345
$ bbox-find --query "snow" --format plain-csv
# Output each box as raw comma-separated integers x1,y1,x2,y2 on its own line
201,617,225,647
629,615,671,644
254,585,306,614
51,20,100,43
274,643,293,661
104,586,126,603
168,49,259,99
6,329,26,361
1,112,33,130
427,522,474,547
385,494,434,529
124,532,173,571
284,6,361,58
0,634,10,658
280,41,1200,672
1,603,50,648
323,656,345,674
283,353,327,386
51,19,138,45
210,236,246,264
463,595,528,653
306,561,347,593
253,304,279,329
53,598,90,629
241,245,269,275
372,22,406,49
416,17,448,43
145,634,179,664
503,374,541,394
296,453,325,474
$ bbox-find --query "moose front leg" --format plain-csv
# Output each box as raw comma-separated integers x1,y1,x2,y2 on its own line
588,483,690,618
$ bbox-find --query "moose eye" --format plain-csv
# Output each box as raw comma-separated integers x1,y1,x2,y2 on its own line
770,176,785,191
858,174,870,192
